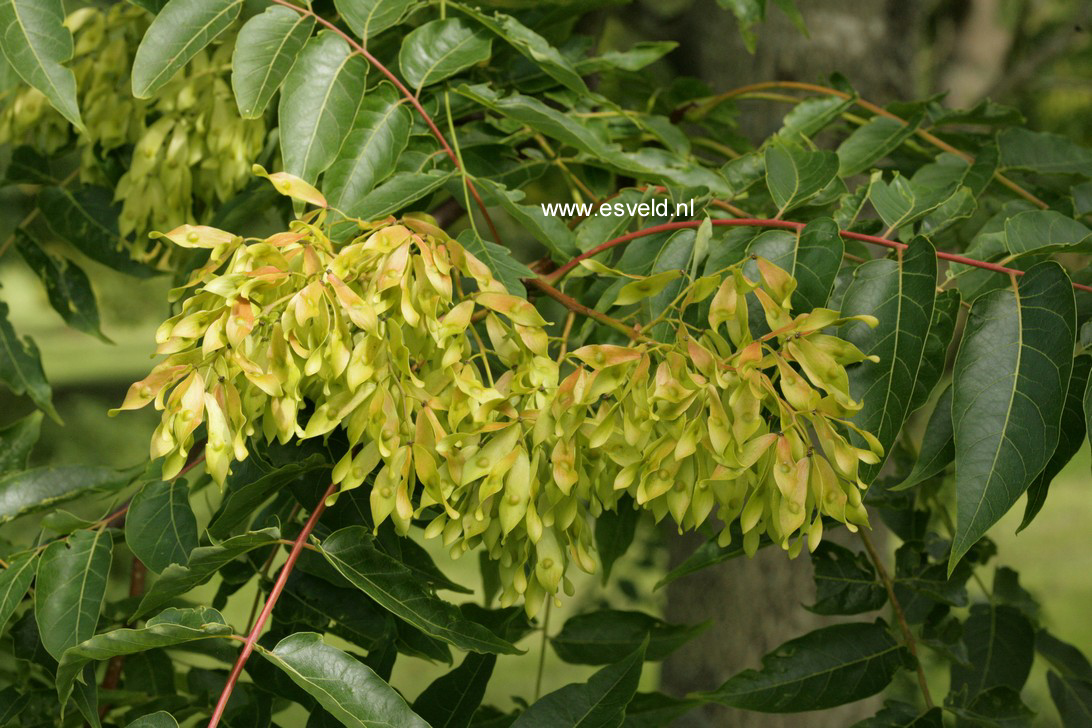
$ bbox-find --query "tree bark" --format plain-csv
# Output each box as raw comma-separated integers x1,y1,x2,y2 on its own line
623,2,925,725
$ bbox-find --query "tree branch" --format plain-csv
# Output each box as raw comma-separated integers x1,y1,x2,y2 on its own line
859,528,935,710
207,483,337,728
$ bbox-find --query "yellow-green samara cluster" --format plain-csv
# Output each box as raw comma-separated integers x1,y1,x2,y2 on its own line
118,175,882,617
0,4,265,262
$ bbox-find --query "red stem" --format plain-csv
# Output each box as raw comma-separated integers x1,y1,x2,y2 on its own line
207,483,337,728
269,0,502,244
543,219,1092,293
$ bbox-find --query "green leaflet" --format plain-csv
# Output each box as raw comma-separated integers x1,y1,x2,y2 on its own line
0,465,131,523
0,0,82,128
131,0,243,98
35,529,113,660
837,114,923,177
398,18,492,90
15,230,108,342
55,607,231,706
335,0,415,40
0,301,58,422
841,238,937,483
550,610,705,665
231,5,314,118
764,140,838,216
124,712,180,728
1019,356,1091,531
512,640,646,727
125,480,198,573
324,84,412,213
807,542,887,616
0,410,41,475
0,551,37,633
456,6,587,94
318,527,520,655
279,31,369,183
411,653,496,728
998,127,1092,177
39,185,158,278
892,383,954,492
336,170,451,220
703,621,911,712
259,632,430,727
134,528,281,618
950,262,1076,571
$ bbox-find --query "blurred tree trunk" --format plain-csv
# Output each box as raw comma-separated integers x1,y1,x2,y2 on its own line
624,2,926,725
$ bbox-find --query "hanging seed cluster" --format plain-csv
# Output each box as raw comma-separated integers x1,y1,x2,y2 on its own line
0,4,265,261
118,177,882,617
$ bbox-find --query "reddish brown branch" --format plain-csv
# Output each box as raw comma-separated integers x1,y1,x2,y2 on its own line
268,0,501,244
542,218,1092,293
207,483,338,728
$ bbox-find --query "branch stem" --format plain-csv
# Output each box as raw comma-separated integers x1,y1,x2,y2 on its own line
542,218,1092,293
526,277,642,340
208,483,337,728
859,528,934,709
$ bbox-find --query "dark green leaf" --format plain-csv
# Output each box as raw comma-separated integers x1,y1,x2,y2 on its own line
1037,630,1092,680
0,0,82,127
893,384,954,492
946,685,1033,727
0,410,41,475
780,96,854,139
908,289,960,413
869,174,963,234
1003,210,1092,256
458,7,585,93
702,621,911,712
456,230,534,298
841,237,937,483
260,632,429,727
620,692,701,728
399,18,491,90
998,127,1092,177
851,701,942,727
125,712,180,728
279,31,369,183
208,457,328,539
0,465,130,524
764,140,838,216
412,653,496,728
950,604,1034,701
338,170,452,220
135,528,281,618
1020,356,1090,531
373,523,470,594
512,640,646,727
319,526,520,654
474,178,578,259
837,114,923,177
131,0,243,97
893,542,969,623
34,529,112,660
335,0,414,40
0,551,37,633
324,83,412,213
576,42,677,74
655,525,771,589
807,542,886,615
39,185,158,278
0,301,58,421
594,500,638,584
15,231,108,342
950,262,1076,570
1048,673,1092,728
56,606,231,706
231,5,313,118
551,610,704,665
126,480,198,573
